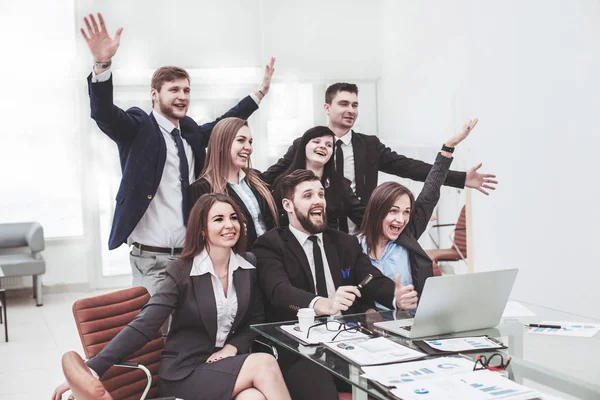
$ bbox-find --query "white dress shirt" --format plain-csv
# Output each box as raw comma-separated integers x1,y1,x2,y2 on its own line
190,249,255,347
335,130,358,233
288,225,337,309
228,170,267,237
91,68,261,248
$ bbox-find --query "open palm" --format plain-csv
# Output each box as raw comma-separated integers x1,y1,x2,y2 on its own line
80,13,123,62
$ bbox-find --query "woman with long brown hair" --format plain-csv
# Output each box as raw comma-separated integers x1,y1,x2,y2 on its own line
358,119,479,311
53,194,291,400
190,118,279,248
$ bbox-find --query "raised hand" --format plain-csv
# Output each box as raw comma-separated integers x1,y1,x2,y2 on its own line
257,57,276,98
445,118,479,148
80,13,123,62
465,163,498,195
394,275,418,310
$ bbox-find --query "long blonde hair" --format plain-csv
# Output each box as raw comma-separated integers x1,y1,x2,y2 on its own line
199,117,279,226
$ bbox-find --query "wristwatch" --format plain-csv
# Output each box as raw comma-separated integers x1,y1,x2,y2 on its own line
441,144,455,153
94,60,112,69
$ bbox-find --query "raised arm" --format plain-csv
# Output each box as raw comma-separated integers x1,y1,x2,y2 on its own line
410,118,480,239
377,139,467,189
197,58,276,144
81,13,145,143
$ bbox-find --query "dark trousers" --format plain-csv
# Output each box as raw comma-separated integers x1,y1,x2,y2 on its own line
280,351,351,400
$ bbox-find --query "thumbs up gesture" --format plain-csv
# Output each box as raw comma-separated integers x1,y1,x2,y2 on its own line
394,275,418,310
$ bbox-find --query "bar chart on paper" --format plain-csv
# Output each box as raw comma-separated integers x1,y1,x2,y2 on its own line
361,357,475,386
389,370,543,400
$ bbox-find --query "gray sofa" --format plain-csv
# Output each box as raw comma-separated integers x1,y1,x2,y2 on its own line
0,222,46,306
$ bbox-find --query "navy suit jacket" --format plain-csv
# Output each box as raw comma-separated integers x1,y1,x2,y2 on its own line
87,74,259,249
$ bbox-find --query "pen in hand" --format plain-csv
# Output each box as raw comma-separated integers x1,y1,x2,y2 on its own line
357,274,373,290
525,324,562,329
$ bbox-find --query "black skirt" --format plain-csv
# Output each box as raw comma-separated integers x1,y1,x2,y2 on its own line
159,354,250,399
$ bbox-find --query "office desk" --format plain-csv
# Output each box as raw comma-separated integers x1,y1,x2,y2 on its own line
251,302,600,400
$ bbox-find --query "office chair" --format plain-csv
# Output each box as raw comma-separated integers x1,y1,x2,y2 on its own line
426,205,467,265
72,286,163,400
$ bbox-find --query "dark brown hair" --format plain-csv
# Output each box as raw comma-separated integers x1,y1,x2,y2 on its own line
278,169,321,202
180,193,248,261
325,82,359,104
151,66,190,107
358,182,415,256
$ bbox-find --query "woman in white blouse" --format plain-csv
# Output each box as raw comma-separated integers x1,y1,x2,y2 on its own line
53,193,291,400
190,118,279,248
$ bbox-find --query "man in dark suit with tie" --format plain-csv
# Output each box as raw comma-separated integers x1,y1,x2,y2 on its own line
81,13,275,295
263,83,498,232
253,169,417,399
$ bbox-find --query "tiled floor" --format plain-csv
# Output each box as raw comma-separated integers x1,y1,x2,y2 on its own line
0,289,123,400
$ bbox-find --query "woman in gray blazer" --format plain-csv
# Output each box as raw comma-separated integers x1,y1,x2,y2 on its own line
357,119,481,311
53,194,291,400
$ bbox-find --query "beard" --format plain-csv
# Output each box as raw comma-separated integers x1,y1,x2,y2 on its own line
294,205,327,234
158,98,186,120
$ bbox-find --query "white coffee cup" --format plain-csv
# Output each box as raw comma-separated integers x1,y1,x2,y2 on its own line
297,308,316,332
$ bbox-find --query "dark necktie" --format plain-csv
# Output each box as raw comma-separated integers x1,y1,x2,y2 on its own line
170,128,190,225
308,236,328,297
335,140,349,233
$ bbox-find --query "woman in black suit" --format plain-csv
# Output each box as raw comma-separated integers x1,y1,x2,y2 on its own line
53,194,291,400
271,126,364,232
190,118,279,248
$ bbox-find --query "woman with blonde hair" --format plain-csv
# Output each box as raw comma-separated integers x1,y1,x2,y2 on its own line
190,117,279,248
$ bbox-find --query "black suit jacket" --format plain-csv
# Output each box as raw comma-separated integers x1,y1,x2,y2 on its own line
263,130,466,205
252,227,396,324
87,74,259,249
190,177,276,248
86,253,264,381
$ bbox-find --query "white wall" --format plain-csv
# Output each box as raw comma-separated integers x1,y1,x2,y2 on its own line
380,0,600,318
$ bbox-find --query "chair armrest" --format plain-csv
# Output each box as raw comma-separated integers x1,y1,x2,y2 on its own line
429,223,457,229
253,339,279,360
113,362,152,400
0,222,44,252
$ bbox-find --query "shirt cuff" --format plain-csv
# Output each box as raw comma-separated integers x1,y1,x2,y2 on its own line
308,296,322,309
91,67,112,83
392,296,398,310
249,92,261,105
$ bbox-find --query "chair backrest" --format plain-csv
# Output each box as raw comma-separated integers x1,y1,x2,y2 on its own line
72,287,163,400
62,351,113,400
453,205,468,257
0,222,45,252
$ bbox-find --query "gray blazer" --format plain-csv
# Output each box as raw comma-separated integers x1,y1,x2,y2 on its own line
87,253,264,381
392,153,453,296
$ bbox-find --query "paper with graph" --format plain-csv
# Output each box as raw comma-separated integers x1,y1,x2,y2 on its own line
527,321,600,337
423,336,504,352
389,369,543,400
362,356,476,386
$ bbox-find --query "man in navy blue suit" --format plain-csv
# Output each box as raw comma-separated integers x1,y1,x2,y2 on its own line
81,13,276,295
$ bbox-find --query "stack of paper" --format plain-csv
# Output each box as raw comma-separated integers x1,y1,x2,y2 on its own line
423,336,504,352
527,321,600,338
323,337,425,366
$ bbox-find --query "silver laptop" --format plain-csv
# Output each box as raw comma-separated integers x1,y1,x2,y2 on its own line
374,269,518,338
